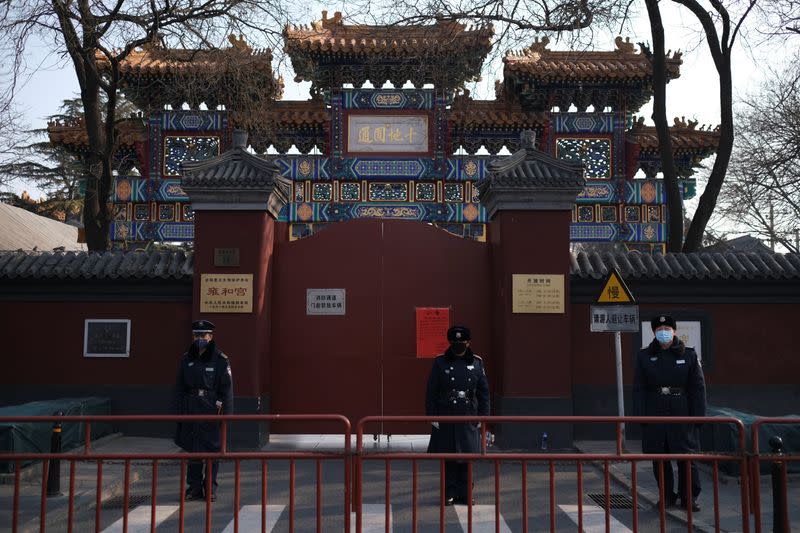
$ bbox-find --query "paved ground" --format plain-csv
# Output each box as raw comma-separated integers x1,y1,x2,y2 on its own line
0,434,794,532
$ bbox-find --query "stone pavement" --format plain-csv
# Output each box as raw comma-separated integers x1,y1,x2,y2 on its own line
574,440,799,533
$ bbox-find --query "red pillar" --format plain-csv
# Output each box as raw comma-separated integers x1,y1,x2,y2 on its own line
182,129,291,448
479,131,585,448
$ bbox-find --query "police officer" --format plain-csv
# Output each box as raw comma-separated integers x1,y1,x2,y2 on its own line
174,320,233,501
426,325,490,505
633,314,706,512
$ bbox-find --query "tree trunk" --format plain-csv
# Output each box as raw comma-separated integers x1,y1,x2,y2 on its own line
80,79,112,251
645,0,684,252
683,53,734,252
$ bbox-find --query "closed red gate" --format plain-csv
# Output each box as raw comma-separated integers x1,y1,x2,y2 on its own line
270,219,492,433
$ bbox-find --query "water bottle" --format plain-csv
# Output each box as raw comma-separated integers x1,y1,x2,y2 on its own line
541,431,548,451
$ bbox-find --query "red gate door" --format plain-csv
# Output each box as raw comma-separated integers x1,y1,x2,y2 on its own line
269,219,492,433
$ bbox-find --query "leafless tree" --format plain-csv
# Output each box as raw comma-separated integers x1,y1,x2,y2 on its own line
0,0,293,250
714,56,800,253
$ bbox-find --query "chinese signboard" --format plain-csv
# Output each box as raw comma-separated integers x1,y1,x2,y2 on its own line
214,247,240,267
200,274,253,313
306,289,346,315
347,114,429,154
596,269,635,304
590,305,640,332
512,274,565,314
84,319,131,358
415,307,451,358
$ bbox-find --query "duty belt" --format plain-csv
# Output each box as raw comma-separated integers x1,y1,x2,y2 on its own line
654,387,684,396
188,388,212,397
445,390,475,401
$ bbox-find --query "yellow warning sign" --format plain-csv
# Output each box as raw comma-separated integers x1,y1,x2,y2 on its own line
596,269,635,304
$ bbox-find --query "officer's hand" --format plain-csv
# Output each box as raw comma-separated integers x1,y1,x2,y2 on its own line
431,422,439,429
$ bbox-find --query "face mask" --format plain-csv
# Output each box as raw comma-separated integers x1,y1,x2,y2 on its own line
655,330,673,344
194,338,209,351
451,341,467,355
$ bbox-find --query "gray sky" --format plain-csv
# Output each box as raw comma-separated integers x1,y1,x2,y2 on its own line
4,3,787,203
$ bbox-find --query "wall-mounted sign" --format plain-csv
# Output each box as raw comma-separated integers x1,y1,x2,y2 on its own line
512,274,565,314
200,274,253,313
84,319,131,358
346,114,429,155
307,289,346,315
415,307,451,358
590,305,640,332
214,248,240,267
642,320,704,363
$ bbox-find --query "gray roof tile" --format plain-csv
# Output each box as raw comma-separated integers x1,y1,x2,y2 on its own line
3,249,797,282
571,251,800,280
0,250,192,280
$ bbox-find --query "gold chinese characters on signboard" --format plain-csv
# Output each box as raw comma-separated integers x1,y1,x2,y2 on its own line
512,274,565,314
347,114,429,154
200,274,253,313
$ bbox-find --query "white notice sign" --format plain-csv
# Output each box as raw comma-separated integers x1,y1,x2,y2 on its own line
306,289,346,315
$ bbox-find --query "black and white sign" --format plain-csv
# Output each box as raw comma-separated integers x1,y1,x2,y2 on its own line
84,319,131,357
306,289,346,315
590,305,640,332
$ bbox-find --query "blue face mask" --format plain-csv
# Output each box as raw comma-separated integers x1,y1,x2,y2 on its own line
655,330,673,344
194,338,209,351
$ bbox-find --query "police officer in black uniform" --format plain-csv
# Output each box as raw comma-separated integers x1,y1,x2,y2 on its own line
426,325,490,505
633,314,706,512
174,320,233,501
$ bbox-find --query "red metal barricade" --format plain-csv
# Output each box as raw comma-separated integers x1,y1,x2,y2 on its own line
1,414,796,532
354,415,752,533
0,414,351,533
750,417,800,533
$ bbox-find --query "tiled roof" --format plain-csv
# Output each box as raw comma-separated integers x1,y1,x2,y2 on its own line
504,36,682,82
0,250,192,280
96,36,276,77
0,204,86,252
4,249,797,281
629,120,720,153
239,100,328,128
181,148,283,188
449,99,548,129
483,136,586,189
571,251,800,280
284,11,493,56
48,117,147,149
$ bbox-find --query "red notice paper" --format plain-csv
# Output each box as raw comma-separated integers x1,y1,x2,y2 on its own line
416,307,450,358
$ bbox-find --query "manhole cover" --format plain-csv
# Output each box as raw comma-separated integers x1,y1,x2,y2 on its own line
103,494,151,509
587,492,636,509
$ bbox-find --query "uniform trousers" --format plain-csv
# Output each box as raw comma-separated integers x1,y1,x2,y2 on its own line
651,439,701,503
445,461,471,500
187,459,219,495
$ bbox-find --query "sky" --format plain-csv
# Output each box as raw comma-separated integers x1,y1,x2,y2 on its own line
3,2,789,205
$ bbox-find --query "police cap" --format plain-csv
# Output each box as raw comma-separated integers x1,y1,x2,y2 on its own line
447,325,471,342
651,314,677,331
191,320,216,334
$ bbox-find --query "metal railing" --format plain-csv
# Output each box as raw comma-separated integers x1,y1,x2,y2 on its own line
0,414,351,533
750,417,800,533
354,415,751,533
1,414,797,532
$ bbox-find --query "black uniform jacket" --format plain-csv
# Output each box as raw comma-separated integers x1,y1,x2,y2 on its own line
426,347,490,454
633,337,706,453
174,340,233,452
